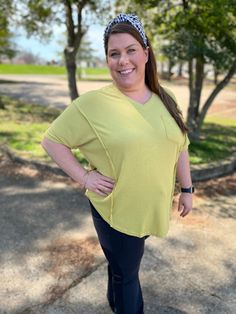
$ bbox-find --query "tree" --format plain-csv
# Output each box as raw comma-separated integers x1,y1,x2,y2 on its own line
0,0,17,62
18,0,111,100
132,0,236,140
77,37,96,66
0,0,17,109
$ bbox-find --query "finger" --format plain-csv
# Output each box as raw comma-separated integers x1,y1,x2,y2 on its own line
180,206,187,217
101,180,115,187
94,188,107,196
178,203,183,212
184,207,192,216
97,183,113,191
100,175,116,183
99,187,113,195
181,207,190,217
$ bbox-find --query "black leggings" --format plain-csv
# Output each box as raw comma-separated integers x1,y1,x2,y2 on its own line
89,200,148,314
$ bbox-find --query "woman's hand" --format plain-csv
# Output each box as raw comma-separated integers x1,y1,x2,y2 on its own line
84,170,116,197
178,193,193,217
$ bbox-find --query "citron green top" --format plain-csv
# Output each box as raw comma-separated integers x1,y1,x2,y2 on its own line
45,84,189,238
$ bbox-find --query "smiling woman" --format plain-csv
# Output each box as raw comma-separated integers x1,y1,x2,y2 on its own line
106,34,149,100
41,13,193,314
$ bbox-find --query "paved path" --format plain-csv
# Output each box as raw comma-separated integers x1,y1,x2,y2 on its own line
0,153,235,314
0,75,236,119
0,75,109,109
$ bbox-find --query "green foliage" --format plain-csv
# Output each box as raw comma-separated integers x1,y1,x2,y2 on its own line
134,0,236,71
18,0,112,40
0,0,17,59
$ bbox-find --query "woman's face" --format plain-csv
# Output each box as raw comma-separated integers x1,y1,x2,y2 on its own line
107,33,148,92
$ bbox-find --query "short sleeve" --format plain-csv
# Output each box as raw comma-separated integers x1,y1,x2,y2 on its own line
44,101,93,149
180,133,190,152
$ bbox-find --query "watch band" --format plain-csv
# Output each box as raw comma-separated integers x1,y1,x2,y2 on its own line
181,186,194,193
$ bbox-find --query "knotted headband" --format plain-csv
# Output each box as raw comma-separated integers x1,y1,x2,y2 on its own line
104,13,148,47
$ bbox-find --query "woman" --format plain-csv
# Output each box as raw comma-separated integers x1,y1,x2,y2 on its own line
42,13,193,314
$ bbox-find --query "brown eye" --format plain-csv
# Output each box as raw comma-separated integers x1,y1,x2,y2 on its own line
110,52,119,57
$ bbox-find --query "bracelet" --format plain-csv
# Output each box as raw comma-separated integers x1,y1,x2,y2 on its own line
81,169,94,189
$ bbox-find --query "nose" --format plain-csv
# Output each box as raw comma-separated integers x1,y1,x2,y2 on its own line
118,52,129,66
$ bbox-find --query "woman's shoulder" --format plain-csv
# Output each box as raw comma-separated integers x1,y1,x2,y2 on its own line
72,84,115,109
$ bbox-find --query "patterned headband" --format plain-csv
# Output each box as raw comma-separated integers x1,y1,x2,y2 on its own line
104,13,148,47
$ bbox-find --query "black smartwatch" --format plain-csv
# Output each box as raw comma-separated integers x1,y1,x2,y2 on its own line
181,186,194,194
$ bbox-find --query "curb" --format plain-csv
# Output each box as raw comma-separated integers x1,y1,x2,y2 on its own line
1,146,236,182
191,151,236,182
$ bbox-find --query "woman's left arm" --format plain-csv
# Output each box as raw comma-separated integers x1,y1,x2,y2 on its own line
176,150,193,217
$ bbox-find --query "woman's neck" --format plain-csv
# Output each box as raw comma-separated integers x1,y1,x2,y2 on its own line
115,83,152,105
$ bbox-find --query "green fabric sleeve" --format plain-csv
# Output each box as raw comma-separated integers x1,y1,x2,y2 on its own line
180,133,190,152
44,101,92,149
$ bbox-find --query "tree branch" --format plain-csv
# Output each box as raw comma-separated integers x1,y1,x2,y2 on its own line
182,0,188,10
199,60,236,125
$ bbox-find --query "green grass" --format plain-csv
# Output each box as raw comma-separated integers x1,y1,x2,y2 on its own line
0,64,67,75
189,117,236,164
0,95,235,165
0,64,110,77
0,96,87,164
83,68,109,75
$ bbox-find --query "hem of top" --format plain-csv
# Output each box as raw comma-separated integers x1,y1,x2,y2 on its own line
90,201,168,239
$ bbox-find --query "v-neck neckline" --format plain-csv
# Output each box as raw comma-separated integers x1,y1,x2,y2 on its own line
111,83,154,108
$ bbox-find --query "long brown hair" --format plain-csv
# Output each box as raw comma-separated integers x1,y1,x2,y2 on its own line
104,23,188,134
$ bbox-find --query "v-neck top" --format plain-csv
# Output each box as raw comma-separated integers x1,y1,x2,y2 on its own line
45,83,190,238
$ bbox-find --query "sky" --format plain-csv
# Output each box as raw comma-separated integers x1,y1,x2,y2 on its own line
13,23,105,62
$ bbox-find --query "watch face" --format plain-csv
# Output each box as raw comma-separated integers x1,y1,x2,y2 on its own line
181,187,194,193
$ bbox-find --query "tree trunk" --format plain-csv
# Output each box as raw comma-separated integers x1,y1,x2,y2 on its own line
0,96,5,109
160,61,165,76
64,49,79,100
198,60,236,126
178,61,183,77
63,0,85,101
186,57,205,141
167,58,174,81
214,68,219,85
187,59,236,140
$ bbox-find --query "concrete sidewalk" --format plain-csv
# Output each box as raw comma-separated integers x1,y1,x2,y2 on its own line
0,156,235,313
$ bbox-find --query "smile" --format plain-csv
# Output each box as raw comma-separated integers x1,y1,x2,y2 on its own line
119,69,134,75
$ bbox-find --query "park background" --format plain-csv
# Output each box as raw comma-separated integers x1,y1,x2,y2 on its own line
0,1,235,314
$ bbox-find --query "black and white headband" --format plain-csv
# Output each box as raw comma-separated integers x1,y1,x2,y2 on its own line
104,13,148,47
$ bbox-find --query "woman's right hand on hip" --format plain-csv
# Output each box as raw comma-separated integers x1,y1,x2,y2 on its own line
84,170,116,196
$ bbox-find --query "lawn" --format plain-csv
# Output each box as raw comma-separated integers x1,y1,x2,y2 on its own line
189,118,236,164
0,96,86,164
0,96,235,165
0,64,109,77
